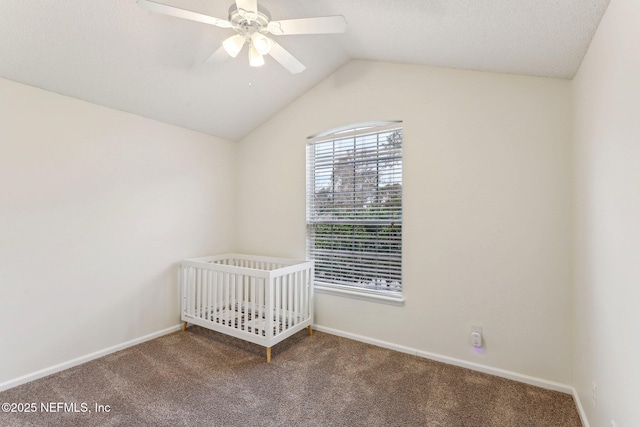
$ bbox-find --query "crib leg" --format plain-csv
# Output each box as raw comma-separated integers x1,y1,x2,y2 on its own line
308,325,313,336
182,322,187,332
266,347,272,363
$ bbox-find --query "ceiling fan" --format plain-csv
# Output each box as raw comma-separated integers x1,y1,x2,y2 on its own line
138,0,347,74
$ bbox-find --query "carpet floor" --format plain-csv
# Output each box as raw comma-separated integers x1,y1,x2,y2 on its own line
0,326,582,426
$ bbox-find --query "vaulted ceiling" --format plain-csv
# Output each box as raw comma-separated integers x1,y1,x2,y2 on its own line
0,0,610,141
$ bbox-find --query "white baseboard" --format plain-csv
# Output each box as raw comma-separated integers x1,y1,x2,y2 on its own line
572,387,591,427
0,324,183,393
313,324,574,395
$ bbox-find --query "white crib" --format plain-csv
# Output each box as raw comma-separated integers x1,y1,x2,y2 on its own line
180,254,314,362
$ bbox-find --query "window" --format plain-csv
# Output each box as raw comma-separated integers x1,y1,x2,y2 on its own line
306,122,403,301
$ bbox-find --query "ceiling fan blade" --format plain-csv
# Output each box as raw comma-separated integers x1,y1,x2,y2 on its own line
267,16,347,36
138,0,232,28
268,42,305,74
235,0,258,21
203,45,230,64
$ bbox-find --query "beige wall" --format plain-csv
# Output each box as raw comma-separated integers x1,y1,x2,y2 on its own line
572,0,640,424
0,78,236,386
236,60,574,384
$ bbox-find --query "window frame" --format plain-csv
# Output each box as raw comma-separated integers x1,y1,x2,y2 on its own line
306,121,404,305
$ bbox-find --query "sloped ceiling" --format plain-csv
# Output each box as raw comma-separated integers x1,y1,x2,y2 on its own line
0,0,609,141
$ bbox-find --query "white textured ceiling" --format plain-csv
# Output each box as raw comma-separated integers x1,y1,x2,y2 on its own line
0,0,610,141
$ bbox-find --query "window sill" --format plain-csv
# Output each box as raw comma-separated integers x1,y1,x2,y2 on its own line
314,284,405,306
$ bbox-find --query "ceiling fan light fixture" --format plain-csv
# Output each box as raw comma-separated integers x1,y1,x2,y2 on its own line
250,32,274,55
222,34,245,58
248,45,265,67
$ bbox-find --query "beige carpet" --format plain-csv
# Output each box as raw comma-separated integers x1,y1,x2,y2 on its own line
0,326,582,426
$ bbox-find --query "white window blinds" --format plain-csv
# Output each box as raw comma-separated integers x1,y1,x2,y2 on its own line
306,122,403,297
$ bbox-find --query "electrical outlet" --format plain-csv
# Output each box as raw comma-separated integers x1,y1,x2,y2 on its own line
471,326,483,348
591,381,597,408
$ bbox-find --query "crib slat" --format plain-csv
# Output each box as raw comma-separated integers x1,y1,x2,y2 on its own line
187,268,191,317
232,273,237,329
237,274,241,329
280,276,285,333
189,267,196,317
304,268,309,320
224,272,230,326
242,274,248,332
182,267,187,320
275,276,281,335
293,273,298,326
266,277,273,340
302,271,306,322
210,270,215,320
280,276,287,332
292,272,297,326
201,269,206,319
296,270,301,323
200,268,205,320
205,270,211,320
280,276,284,332
198,268,204,319
246,276,250,330
237,274,242,330
295,271,300,325
185,268,190,317
197,269,202,319
299,270,304,323
213,272,219,323
251,276,256,334
258,277,263,335
229,273,233,325
258,277,263,336
206,270,212,320
281,276,286,334
199,269,204,320
202,270,212,320
288,274,293,329
181,267,186,318
235,274,242,329
202,270,207,320
289,273,294,327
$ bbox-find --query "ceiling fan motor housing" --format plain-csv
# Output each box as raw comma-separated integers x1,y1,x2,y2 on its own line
228,4,271,38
